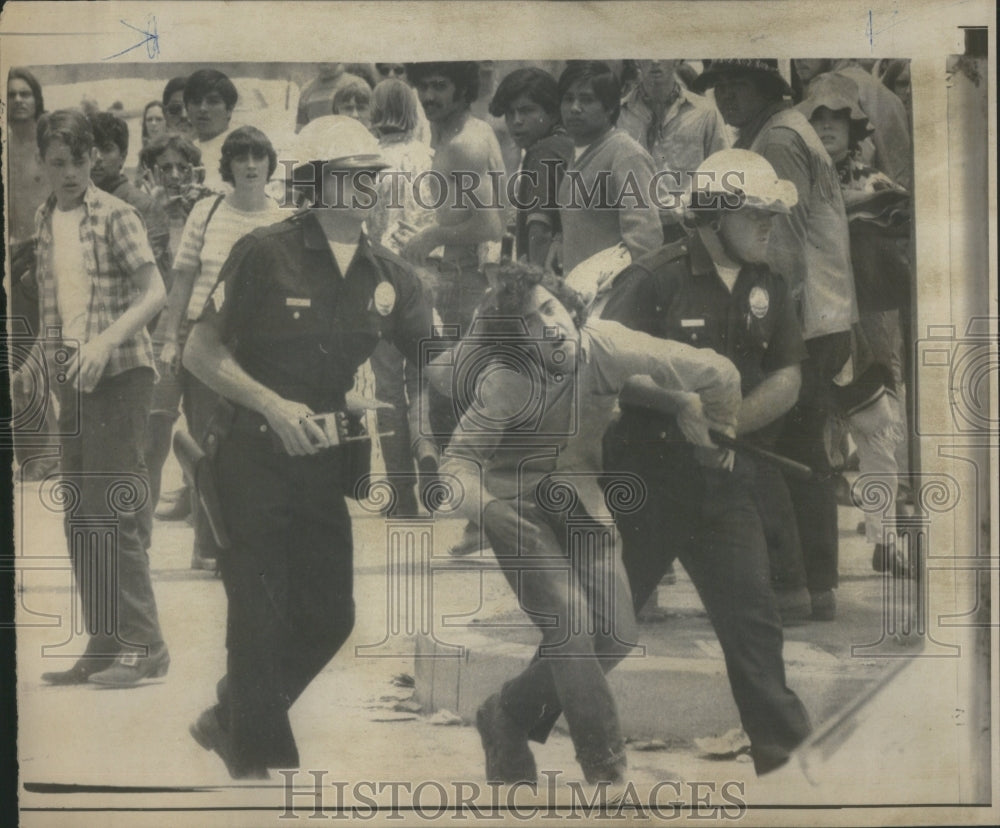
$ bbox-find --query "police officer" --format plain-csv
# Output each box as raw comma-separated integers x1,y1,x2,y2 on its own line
182,117,434,778
601,149,813,774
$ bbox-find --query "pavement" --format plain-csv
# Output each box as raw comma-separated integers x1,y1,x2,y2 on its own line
13,455,926,820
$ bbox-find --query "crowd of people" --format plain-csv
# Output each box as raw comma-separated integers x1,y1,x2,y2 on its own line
6,57,914,784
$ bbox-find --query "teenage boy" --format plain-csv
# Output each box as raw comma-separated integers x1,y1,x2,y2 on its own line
22,110,169,687
89,111,171,281
488,67,574,267
184,68,238,193
556,61,663,275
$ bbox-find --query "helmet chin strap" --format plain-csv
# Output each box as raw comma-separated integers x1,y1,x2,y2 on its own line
696,223,742,271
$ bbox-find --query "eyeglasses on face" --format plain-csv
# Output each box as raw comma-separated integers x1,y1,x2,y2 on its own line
155,162,193,175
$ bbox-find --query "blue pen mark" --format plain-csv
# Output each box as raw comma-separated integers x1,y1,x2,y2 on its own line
103,15,159,60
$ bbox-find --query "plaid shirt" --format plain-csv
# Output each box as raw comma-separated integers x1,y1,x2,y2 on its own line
34,184,157,378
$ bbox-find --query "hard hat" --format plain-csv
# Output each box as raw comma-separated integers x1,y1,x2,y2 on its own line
797,73,874,136
286,115,389,176
685,148,799,214
692,59,793,98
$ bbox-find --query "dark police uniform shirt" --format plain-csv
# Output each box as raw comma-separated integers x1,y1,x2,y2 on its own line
602,234,807,446
201,209,432,415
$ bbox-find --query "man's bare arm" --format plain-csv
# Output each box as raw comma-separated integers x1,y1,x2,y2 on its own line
736,364,801,435
183,318,329,456
402,126,503,263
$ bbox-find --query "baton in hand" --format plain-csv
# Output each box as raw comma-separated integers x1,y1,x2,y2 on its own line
708,429,814,481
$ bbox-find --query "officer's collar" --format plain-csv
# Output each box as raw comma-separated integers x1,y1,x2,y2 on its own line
300,209,375,263
688,232,718,277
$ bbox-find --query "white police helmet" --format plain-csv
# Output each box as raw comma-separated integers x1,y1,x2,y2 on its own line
287,115,389,175
685,148,799,214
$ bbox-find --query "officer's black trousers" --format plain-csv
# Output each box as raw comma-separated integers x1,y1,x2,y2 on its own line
605,414,813,774
212,423,355,772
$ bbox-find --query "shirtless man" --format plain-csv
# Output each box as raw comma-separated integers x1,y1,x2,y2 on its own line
7,68,59,479
400,61,504,334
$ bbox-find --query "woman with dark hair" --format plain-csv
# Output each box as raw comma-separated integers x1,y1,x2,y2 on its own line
156,125,285,569
142,100,167,146
489,67,574,268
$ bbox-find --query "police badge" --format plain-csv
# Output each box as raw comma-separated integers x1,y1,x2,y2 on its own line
749,285,770,319
374,281,396,316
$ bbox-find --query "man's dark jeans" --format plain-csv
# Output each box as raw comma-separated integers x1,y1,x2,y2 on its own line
58,366,165,657
491,501,635,779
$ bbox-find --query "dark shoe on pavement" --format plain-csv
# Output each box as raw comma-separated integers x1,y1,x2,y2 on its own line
158,486,187,504
581,756,628,786
476,694,537,784
156,494,191,521
191,553,218,572
88,643,170,687
872,543,912,578
775,586,813,626
189,707,270,780
636,589,667,622
810,589,836,621
41,657,115,685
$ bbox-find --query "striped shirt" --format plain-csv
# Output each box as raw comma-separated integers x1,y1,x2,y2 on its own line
174,196,286,321
34,184,157,377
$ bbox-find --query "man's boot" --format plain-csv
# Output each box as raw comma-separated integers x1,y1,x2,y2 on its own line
476,694,537,784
